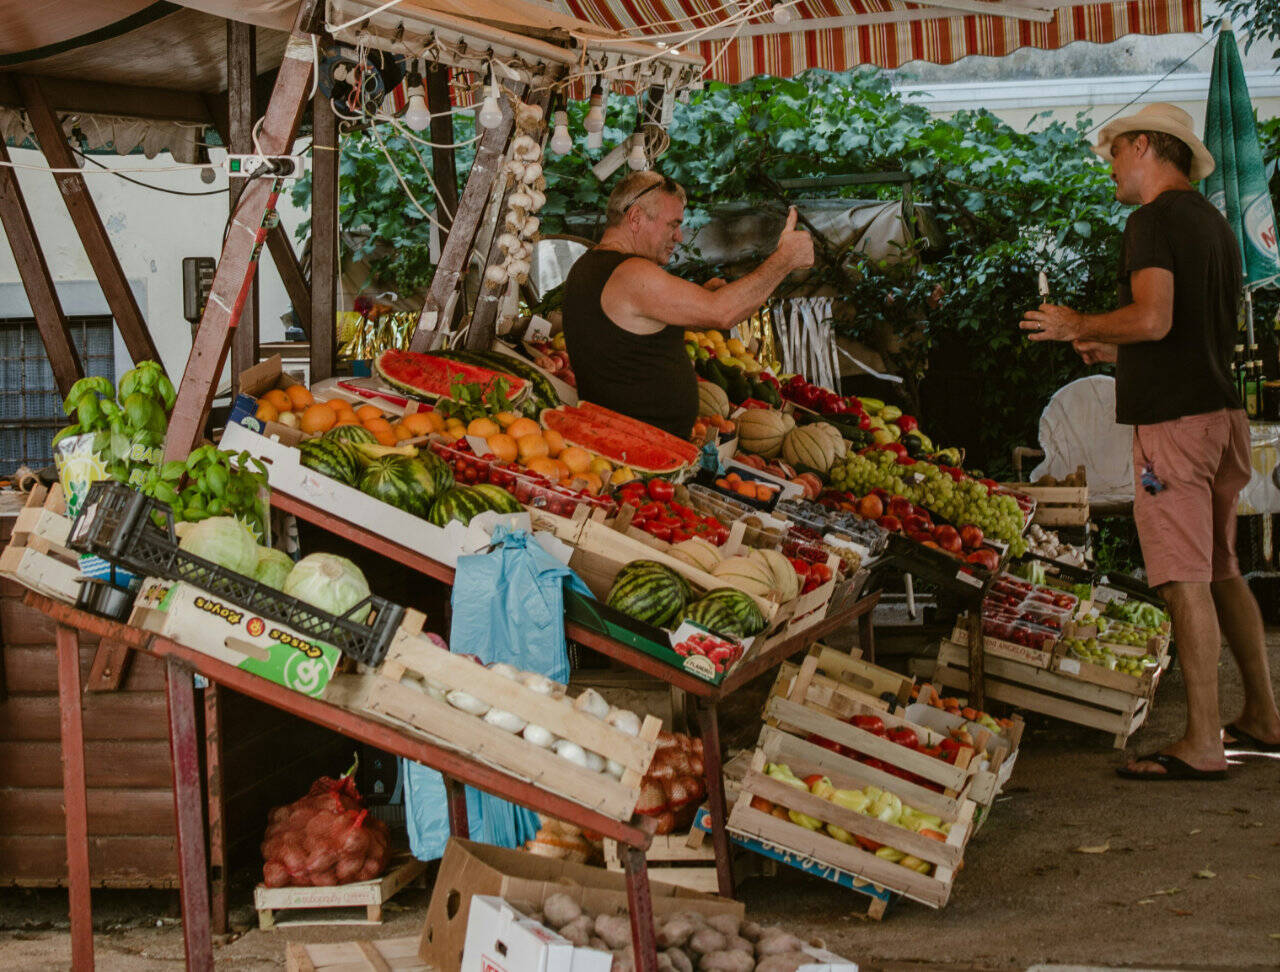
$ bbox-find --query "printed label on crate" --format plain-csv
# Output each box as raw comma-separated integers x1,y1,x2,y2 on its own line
1058,657,1082,675
669,621,751,680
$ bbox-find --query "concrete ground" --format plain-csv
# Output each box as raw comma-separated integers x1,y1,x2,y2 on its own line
2,633,1278,971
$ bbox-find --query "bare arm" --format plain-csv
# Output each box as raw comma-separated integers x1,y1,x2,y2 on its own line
1020,267,1174,345
604,208,814,332
1073,340,1118,364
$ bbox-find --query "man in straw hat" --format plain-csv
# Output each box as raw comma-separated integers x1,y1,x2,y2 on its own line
1021,103,1280,779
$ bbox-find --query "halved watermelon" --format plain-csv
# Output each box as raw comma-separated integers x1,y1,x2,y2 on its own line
573,402,699,465
375,349,527,404
541,405,691,475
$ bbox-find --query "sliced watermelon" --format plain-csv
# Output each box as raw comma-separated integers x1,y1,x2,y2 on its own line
541,406,689,474
572,402,700,464
375,349,526,403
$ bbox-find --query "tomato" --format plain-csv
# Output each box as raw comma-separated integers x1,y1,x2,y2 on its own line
670,528,692,543
647,523,673,542
646,479,675,502
850,714,886,735
809,563,833,583
636,502,665,520
619,484,646,506
888,727,920,750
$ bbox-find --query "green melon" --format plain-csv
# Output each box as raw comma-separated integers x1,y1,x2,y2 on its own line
325,424,378,446
696,587,767,636
680,597,747,639
428,486,492,527
405,452,454,503
297,438,361,486
471,483,522,514
359,457,430,517
606,561,688,628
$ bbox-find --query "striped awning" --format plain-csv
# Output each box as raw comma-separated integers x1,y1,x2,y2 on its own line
553,0,1202,81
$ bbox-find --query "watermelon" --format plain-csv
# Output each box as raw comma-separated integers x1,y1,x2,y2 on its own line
680,597,747,639
471,483,522,514
432,348,560,411
541,406,691,475
298,438,361,486
574,402,699,464
428,486,497,527
375,349,527,404
696,587,766,636
325,424,378,446
359,457,430,517
405,453,454,503
606,561,688,628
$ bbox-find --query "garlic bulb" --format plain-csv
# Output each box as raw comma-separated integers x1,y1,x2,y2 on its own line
446,689,490,716
506,159,527,180
553,740,589,768
484,708,527,733
506,210,527,231
508,191,533,211
484,264,509,287
523,724,556,748
527,188,546,212
573,688,610,721
605,708,642,737
496,232,520,253
507,259,530,282
512,135,540,161
521,162,543,184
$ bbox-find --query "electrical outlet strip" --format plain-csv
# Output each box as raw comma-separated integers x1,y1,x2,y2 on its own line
223,154,308,179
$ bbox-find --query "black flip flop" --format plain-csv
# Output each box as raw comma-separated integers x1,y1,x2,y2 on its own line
1224,722,1280,753
1115,752,1228,781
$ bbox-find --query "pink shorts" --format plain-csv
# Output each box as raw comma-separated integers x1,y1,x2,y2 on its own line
1132,409,1252,588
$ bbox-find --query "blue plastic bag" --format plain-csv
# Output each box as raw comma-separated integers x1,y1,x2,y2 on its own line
402,526,593,859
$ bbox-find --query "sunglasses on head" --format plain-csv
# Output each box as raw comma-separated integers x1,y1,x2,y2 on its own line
622,176,677,214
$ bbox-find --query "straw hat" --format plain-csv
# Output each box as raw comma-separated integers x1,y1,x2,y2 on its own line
1091,103,1215,181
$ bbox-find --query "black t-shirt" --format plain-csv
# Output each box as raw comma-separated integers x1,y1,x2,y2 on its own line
562,249,699,439
1114,189,1242,426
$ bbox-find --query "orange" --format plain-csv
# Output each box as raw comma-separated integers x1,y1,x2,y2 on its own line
263,388,292,412
560,446,591,475
391,423,414,443
284,384,314,409
517,433,550,463
526,456,561,479
495,410,520,429
372,428,397,446
467,417,501,438
543,429,566,458
300,403,337,434
363,417,392,435
507,417,541,440
356,403,384,422
401,411,434,436
577,472,604,495
333,417,361,427
486,433,518,463
255,400,279,422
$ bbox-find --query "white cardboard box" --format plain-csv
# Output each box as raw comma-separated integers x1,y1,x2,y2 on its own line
462,896,610,972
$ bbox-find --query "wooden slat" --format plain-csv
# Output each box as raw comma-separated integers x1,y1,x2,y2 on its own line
1,644,162,693
86,639,134,692
266,224,312,338
0,137,82,396
0,74,214,124
18,74,162,369
0,692,169,741
0,835,176,887
228,20,261,390
0,787,175,836
425,64,459,239
2,594,102,646
309,90,338,381
0,740,172,788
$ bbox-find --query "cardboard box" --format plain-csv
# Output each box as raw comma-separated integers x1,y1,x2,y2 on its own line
463,896,610,972
226,355,309,446
419,839,741,970
129,577,341,697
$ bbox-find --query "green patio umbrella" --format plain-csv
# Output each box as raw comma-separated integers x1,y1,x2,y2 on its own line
1203,26,1280,350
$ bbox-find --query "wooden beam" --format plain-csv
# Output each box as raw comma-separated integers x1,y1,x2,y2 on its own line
265,225,312,338
0,74,213,125
309,92,339,381
17,74,163,370
56,624,94,970
425,63,459,240
228,21,260,391
466,84,552,351
164,1,324,461
410,83,525,352
0,138,83,396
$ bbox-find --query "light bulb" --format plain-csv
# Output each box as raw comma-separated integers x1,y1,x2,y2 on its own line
479,67,504,129
404,93,431,132
627,134,647,171
584,83,605,134
549,110,573,155
771,1,793,24
586,128,603,150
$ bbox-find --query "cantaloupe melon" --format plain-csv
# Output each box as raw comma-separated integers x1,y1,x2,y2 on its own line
754,548,800,602
669,536,723,574
782,425,837,474
712,555,776,598
737,410,794,459
697,382,730,419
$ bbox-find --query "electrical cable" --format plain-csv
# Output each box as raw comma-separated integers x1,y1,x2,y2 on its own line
68,144,228,197
329,0,408,34
1084,34,1216,137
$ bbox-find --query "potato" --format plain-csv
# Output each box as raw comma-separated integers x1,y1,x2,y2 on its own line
657,917,697,949
559,914,594,947
738,921,764,943
594,914,632,951
725,936,753,954
664,948,694,972
690,928,728,956
756,955,810,972
700,951,755,971
671,910,707,927
706,914,740,938
590,937,610,951
611,945,636,972
543,892,582,929
755,932,806,957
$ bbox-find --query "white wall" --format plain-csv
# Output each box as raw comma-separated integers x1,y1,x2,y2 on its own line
0,144,309,388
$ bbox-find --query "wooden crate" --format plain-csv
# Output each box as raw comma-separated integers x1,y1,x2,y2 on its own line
930,639,1158,749
601,830,719,894
1000,469,1088,527
728,732,975,911
0,484,80,603
286,936,432,971
950,620,1055,670
324,611,662,821
256,855,428,929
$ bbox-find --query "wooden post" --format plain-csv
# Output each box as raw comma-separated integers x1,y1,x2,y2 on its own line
166,659,213,971
17,75,162,370
425,63,459,239
0,138,83,396
164,0,324,461
409,83,526,353
466,85,552,351
204,684,228,935
966,609,985,712
227,20,260,389
56,624,93,970
309,91,338,381
265,225,312,338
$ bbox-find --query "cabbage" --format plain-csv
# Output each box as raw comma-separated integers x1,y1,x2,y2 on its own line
283,553,372,621
253,546,294,590
179,516,258,576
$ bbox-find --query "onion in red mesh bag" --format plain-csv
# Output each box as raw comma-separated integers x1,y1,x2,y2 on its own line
263,860,290,888
663,777,696,812
635,780,667,816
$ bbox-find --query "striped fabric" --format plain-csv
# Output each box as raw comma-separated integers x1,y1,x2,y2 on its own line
553,0,1202,80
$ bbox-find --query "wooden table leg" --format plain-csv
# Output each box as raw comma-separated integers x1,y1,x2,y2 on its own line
695,699,735,898
203,684,228,935
622,843,658,972
858,608,875,664
165,660,213,971
444,775,469,838
56,624,93,971
966,609,985,712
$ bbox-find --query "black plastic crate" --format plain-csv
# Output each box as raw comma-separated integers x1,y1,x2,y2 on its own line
67,481,404,666
882,532,1000,599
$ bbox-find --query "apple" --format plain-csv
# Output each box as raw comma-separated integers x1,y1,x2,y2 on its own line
903,514,930,534
959,524,984,549
933,525,963,553
966,548,1000,571
857,494,884,519
908,530,934,545
876,515,902,533
870,487,891,504
888,496,914,519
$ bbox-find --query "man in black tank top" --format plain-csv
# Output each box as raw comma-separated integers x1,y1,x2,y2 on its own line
563,171,814,438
